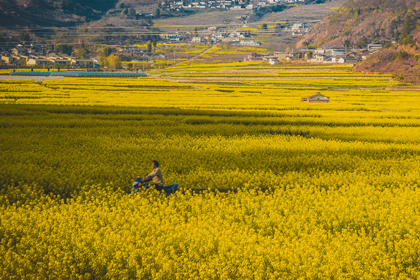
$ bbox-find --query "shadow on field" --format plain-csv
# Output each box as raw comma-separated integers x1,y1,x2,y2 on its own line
181,187,272,194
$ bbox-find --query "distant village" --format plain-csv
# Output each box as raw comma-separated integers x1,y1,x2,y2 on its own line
262,41,392,65
161,0,306,11
1,0,342,69
0,44,98,69
162,27,260,45
0,35,393,69
162,22,309,46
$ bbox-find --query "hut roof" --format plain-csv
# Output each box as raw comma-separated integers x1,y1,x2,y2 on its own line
308,92,329,100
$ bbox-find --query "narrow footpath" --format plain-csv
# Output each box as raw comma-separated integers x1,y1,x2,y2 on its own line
172,43,220,67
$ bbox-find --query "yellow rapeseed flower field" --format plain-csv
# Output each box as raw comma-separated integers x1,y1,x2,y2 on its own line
1,65,420,279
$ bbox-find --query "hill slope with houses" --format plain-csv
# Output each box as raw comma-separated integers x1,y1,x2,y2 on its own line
296,0,420,48
296,0,420,84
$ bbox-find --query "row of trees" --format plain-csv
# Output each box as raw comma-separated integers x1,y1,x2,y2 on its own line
397,14,418,47
55,43,73,56
99,46,121,69
45,44,121,69
120,7,137,19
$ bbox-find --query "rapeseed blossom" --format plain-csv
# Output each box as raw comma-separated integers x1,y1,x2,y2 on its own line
1,65,420,279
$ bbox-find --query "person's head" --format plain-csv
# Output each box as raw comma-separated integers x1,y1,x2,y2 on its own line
152,160,159,169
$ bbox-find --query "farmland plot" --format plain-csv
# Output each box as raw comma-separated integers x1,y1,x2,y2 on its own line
1,65,420,279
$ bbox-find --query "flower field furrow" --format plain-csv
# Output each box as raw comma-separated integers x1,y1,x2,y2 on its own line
170,73,392,78
246,79,408,87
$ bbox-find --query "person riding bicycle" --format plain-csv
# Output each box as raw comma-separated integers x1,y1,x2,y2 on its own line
141,160,164,192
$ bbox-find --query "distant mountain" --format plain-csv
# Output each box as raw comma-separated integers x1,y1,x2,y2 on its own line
297,0,420,48
0,0,120,27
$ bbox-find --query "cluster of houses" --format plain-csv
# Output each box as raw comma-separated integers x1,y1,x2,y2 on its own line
117,46,166,63
1,43,97,68
1,39,391,69
288,23,308,36
162,0,307,11
0,44,167,68
303,43,387,64
162,27,261,45
244,42,389,64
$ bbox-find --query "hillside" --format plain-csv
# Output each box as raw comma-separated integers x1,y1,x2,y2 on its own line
297,0,420,48
353,42,420,84
296,0,420,84
0,0,158,28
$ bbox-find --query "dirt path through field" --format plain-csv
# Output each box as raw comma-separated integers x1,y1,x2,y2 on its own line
171,43,220,67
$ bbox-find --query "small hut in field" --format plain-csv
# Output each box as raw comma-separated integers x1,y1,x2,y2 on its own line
301,92,330,103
